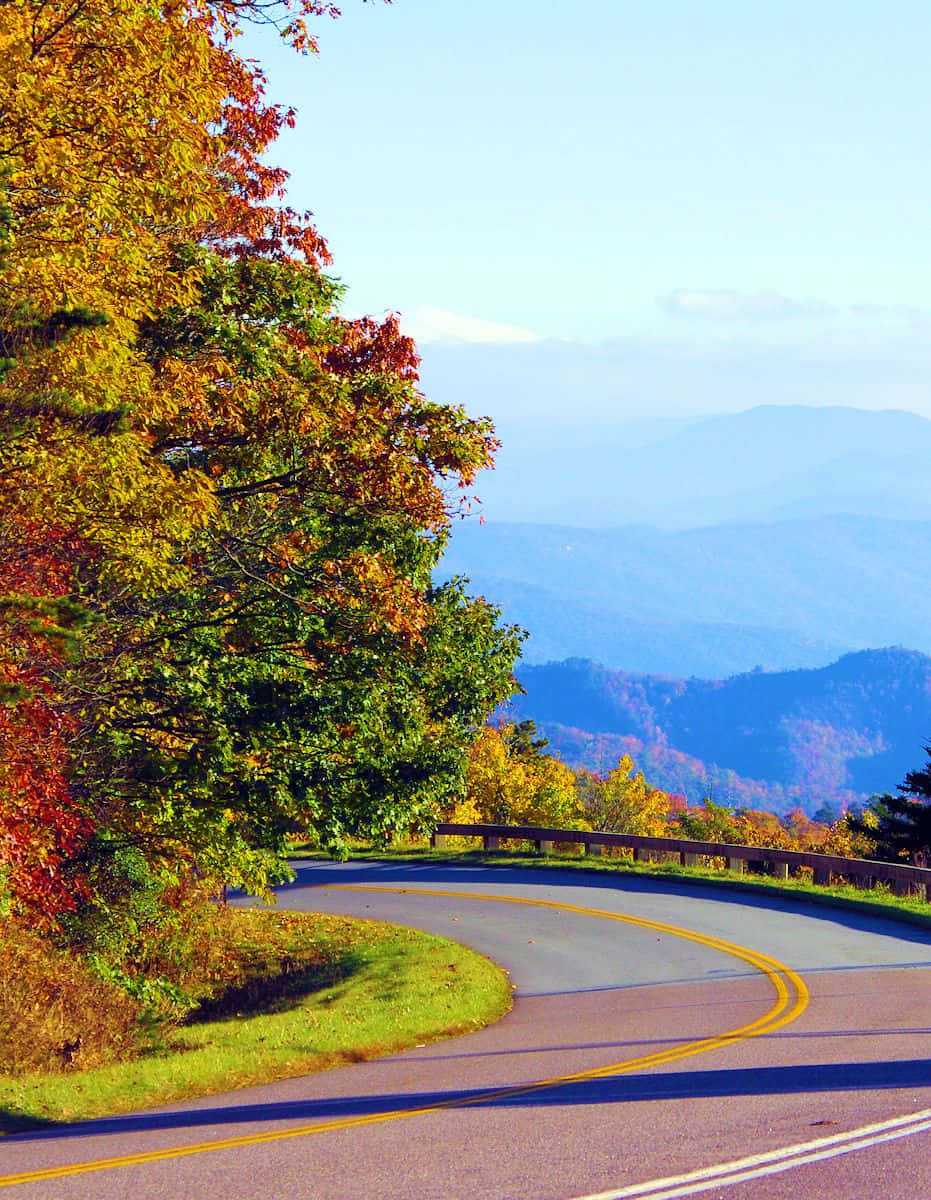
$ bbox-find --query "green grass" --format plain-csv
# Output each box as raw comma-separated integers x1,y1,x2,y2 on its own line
0,908,512,1134
289,842,931,933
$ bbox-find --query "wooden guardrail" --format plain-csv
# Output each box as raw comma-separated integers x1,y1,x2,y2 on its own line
430,822,931,902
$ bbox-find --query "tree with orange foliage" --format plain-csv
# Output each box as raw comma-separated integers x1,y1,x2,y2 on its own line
72,245,521,877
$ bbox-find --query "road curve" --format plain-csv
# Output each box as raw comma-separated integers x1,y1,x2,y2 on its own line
3,860,931,1199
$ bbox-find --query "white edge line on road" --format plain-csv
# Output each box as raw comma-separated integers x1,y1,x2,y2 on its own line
570,1108,931,1200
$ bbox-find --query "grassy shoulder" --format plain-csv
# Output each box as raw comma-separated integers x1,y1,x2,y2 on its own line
0,908,512,1135
290,842,931,933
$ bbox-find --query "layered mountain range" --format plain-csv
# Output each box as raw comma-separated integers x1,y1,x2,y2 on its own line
442,513,931,676
503,650,931,815
474,404,931,528
442,404,931,678
438,403,931,808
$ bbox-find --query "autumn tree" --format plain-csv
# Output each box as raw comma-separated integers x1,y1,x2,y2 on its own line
668,798,741,842
455,723,584,830
0,173,98,921
0,0,522,917
0,518,94,923
670,798,861,857
574,755,670,836
0,0,237,920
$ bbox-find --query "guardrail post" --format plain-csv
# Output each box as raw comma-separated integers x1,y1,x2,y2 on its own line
894,877,913,897
680,852,699,867
431,833,447,849
483,835,500,851
853,872,874,890
634,847,653,864
813,867,831,886
770,862,789,880
585,841,603,857
535,839,554,855
726,856,746,874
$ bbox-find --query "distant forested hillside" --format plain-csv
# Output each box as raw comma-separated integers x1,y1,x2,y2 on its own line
503,649,931,814
456,573,850,678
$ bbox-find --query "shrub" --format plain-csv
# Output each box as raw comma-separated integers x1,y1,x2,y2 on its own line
0,920,140,1075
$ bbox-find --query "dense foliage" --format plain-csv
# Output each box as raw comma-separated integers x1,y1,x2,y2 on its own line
0,0,520,928
449,721,861,857
574,755,669,837
449,722,585,830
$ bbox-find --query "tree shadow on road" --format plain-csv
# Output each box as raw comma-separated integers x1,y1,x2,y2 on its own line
11,1056,931,1143
0,1110,60,1137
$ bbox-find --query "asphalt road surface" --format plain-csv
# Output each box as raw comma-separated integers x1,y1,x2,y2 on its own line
3,859,931,1199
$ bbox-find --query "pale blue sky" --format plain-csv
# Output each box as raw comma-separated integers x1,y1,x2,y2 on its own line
244,1,931,418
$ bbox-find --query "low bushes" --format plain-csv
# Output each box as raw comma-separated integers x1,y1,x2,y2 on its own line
0,922,140,1074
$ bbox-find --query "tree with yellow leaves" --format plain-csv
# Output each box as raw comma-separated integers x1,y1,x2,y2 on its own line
574,755,670,836
454,722,586,830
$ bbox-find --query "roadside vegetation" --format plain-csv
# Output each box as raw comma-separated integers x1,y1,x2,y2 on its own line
0,906,511,1133
438,721,875,859
290,716,931,933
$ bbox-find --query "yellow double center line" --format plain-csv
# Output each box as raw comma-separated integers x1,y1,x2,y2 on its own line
0,884,809,1190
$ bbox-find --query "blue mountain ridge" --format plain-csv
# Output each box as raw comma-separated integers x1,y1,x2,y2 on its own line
501,650,931,815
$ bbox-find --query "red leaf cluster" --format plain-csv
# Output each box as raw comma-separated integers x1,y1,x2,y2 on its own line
0,518,94,922
0,673,91,925
323,315,421,383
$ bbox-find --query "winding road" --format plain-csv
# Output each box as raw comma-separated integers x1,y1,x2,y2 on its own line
4,859,931,1198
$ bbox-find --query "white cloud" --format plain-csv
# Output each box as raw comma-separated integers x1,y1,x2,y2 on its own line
660,288,832,321
403,305,542,344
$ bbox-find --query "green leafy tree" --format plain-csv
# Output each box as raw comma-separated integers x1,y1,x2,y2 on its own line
69,250,522,884
504,720,551,759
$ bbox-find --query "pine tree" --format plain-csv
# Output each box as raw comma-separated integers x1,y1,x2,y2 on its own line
848,747,931,864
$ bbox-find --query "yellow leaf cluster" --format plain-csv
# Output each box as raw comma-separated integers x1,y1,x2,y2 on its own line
575,754,670,836
0,0,231,590
460,725,587,829
0,0,222,317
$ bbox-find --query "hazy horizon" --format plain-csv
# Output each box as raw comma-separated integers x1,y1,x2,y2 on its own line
244,2,931,423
